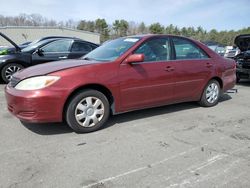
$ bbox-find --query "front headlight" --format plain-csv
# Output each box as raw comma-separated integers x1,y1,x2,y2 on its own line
15,76,60,90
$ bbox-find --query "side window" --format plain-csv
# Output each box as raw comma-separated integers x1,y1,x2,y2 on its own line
134,38,170,62
42,40,72,53
173,38,209,60
90,44,98,50
71,42,92,52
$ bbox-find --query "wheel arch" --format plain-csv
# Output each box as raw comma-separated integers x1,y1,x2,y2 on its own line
0,61,28,70
199,76,223,101
210,76,223,89
63,84,115,120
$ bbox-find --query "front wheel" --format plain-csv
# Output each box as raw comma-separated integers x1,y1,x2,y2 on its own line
199,80,221,107
65,89,110,133
1,63,24,83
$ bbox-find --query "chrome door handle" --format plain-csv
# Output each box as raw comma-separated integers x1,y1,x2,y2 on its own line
59,56,67,59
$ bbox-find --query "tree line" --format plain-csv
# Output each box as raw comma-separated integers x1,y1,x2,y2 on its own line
0,14,249,45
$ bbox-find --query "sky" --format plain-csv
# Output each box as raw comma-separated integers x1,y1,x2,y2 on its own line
1,0,250,31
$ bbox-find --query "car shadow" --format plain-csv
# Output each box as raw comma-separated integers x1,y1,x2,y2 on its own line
103,93,232,130
20,93,232,135
20,121,73,135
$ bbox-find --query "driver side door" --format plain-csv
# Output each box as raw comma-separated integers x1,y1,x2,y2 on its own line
119,37,175,111
31,39,73,65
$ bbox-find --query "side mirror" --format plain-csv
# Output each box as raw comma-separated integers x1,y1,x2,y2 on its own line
34,48,44,56
125,54,144,64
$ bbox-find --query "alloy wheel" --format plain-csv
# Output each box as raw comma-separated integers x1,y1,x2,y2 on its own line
5,65,22,81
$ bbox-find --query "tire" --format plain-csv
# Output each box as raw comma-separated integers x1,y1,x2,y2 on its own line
236,74,240,83
1,63,24,83
199,79,221,107
65,89,110,133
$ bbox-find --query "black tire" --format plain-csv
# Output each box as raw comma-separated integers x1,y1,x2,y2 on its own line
1,63,24,83
199,79,221,107
236,74,240,83
65,89,110,133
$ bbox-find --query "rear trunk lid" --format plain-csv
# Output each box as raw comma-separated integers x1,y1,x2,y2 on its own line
234,34,250,52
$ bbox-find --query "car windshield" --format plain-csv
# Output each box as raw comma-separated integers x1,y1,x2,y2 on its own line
21,40,51,52
83,37,141,61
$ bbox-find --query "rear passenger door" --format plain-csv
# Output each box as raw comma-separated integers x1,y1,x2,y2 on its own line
171,37,212,101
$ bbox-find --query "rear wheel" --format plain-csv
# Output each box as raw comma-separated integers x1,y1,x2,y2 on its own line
1,63,24,83
65,89,110,133
199,79,221,107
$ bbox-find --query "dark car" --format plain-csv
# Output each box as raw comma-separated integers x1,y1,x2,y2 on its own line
0,36,77,54
0,32,99,83
234,34,250,82
5,34,236,133
1,36,81,53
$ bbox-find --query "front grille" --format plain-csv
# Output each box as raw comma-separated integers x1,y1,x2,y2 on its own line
9,76,20,87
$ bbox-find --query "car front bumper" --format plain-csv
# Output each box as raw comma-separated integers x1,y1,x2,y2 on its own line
237,68,250,79
5,85,67,123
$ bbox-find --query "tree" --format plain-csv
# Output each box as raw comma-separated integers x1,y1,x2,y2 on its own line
112,19,129,37
208,29,218,41
95,18,109,42
138,22,146,34
181,27,188,36
95,18,108,33
119,19,129,36
0,13,248,44
77,20,87,30
149,23,164,34
165,24,175,34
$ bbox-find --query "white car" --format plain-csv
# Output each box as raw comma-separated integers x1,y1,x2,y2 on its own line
224,46,240,58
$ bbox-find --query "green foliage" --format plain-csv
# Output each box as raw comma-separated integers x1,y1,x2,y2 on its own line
138,22,146,34
95,18,109,42
77,20,95,32
0,14,248,45
112,19,129,37
149,23,164,34
76,19,250,45
0,49,8,55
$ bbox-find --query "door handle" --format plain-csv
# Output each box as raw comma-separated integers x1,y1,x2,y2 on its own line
206,63,213,68
59,56,67,59
165,66,175,72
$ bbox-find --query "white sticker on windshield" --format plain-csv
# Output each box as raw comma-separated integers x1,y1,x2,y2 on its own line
124,38,139,42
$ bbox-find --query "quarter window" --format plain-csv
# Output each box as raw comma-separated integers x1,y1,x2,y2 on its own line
173,38,209,60
42,40,72,53
134,38,170,62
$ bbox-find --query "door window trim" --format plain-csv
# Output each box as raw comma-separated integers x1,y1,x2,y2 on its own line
171,36,211,61
131,36,173,64
41,39,73,53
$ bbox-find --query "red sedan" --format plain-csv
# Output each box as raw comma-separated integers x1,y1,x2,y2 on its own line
5,35,236,133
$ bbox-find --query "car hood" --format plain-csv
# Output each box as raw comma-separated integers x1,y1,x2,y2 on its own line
0,32,21,52
13,59,101,80
234,34,250,51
